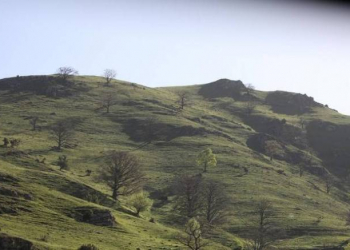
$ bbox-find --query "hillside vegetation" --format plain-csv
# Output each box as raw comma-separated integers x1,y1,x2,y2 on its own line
1,75,350,249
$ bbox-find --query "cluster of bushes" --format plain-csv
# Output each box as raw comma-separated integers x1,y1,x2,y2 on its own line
2,138,21,148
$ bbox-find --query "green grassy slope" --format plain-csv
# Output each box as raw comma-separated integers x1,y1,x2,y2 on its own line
0,75,350,249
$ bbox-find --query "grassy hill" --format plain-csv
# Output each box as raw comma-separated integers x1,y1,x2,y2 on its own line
1,75,350,249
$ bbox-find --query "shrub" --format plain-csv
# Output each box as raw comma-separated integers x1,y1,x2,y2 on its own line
127,192,153,216
10,139,21,148
85,192,101,204
3,138,9,147
86,169,92,176
58,155,69,171
77,244,99,250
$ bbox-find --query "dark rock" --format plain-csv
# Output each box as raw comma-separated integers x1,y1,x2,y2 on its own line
246,133,278,154
0,233,34,250
246,133,324,175
265,91,322,115
70,207,116,227
23,194,33,201
307,120,350,176
244,115,307,149
198,79,246,100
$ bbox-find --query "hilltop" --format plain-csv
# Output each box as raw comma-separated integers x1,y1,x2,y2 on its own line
1,74,350,250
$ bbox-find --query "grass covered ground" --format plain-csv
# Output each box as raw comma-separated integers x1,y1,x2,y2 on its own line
0,75,350,249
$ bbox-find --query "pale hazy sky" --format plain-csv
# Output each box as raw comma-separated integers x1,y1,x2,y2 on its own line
0,0,350,114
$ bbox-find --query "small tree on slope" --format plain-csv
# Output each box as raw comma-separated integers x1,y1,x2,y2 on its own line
196,148,217,173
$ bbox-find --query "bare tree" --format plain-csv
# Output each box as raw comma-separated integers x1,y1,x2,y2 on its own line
248,199,281,250
29,117,39,131
173,174,203,218
345,211,350,226
177,218,208,250
177,92,190,110
202,180,229,225
245,83,255,96
50,122,74,150
298,164,304,177
244,99,257,115
324,175,333,194
298,117,306,129
298,152,313,177
103,69,117,86
56,67,78,82
101,93,117,113
10,139,21,148
98,151,145,200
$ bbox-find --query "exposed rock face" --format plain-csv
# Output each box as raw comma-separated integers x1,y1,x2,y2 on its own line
0,234,34,250
265,91,322,115
247,133,325,175
307,120,350,176
71,207,116,227
244,115,307,149
198,79,247,100
246,133,286,160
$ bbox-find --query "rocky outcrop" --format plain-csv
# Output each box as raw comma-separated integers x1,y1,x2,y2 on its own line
198,79,247,100
70,207,116,227
244,115,307,149
246,133,286,160
307,120,350,176
247,133,324,175
265,91,322,115
0,234,34,250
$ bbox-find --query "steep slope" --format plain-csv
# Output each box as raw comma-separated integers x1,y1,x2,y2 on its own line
0,75,350,249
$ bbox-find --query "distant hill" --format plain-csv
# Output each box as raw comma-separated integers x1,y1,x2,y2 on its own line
0,75,350,250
